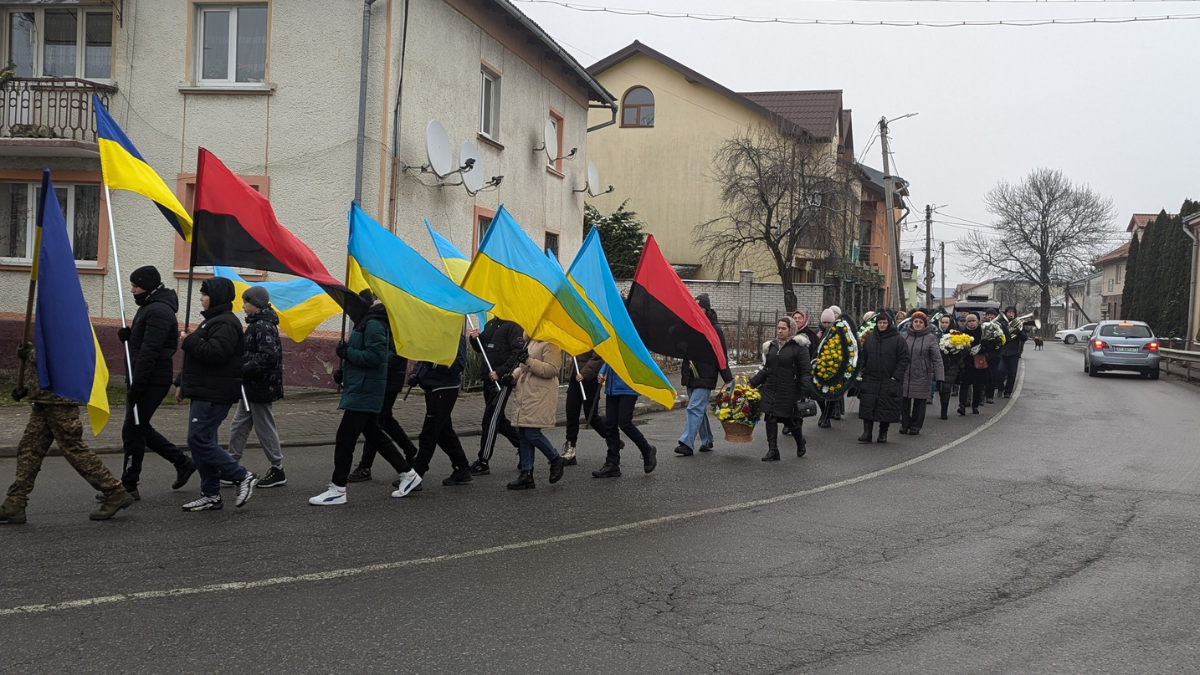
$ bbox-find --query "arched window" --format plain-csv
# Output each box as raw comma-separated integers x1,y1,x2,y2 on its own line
621,87,654,127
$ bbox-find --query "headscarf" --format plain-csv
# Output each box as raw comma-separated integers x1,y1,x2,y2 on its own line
792,310,808,332
874,309,896,335
830,305,842,319
775,315,797,350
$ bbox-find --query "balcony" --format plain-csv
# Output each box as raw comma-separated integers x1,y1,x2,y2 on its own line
0,78,118,157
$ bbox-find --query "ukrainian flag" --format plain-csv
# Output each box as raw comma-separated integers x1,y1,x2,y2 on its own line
348,204,492,365
93,94,193,241
213,266,341,343
568,228,677,408
425,220,489,329
462,206,608,356
33,170,109,435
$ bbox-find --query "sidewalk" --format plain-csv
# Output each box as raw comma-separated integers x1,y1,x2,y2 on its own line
0,386,674,457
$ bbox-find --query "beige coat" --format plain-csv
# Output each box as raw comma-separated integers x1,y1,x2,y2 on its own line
509,339,561,428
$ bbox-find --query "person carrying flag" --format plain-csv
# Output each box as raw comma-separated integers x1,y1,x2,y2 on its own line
561,348,608,465
226,285,287,488
407,334,473,487
466,317,523,476
591,367,657,479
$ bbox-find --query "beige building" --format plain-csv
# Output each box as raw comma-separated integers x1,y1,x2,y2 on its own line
1093,213,1155,320
0,0,612,333
584,41,862,295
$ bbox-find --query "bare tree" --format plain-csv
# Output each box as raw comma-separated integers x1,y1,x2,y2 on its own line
956,168,1117,329
695,125,857,311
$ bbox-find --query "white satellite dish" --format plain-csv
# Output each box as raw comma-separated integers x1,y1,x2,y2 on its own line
425,120,454,178
543,118,559,162
460,141,484,194
586,161,600,197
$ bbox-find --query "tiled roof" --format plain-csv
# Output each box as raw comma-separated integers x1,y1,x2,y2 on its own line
1127,213,1173,232
740,91,843,141
1094,241,1131,266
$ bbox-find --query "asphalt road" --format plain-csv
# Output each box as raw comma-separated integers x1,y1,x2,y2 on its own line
2,343,1198,674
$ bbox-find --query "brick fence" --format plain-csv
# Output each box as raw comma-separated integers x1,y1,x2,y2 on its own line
615,270,824,324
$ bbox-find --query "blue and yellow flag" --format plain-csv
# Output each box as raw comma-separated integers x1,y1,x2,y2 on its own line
33,170,109,435
348,204,492,365
93,94,193,241
462,206,608,356
213,266,341,343
568,228,677,408
424,220,488,329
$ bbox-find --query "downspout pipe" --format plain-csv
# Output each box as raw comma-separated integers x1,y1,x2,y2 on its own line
388,0,411,231
354,0,379,205
587,102,618,133
1183,219,1197,348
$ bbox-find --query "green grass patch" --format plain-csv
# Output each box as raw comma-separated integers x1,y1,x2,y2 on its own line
0,379,179,408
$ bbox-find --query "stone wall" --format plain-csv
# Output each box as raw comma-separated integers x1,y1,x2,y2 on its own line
616,270,825,323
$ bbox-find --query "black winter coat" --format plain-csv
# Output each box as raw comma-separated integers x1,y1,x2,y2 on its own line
959,326,991,385
179,288,244,404
128,287,179,388
681,312,732,390
750,334,813,419
242,307,284,403
857,325,911,423
473,318,523,379
385,343,409,394
1001,323,1028,357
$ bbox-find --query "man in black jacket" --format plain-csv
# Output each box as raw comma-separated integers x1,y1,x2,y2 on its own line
675,294,732,456
982,307,1006,404
999,306,1028,398
466,317,523,476
175,277,257,511
117,266,194,500
226,286,286,488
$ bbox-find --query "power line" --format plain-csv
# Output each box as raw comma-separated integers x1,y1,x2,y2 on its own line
513,0,1200,26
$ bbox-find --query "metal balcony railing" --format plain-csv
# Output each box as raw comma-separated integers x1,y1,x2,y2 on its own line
0,77,118,144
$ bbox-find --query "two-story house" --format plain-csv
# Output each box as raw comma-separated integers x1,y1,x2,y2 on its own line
1094,213,1158,320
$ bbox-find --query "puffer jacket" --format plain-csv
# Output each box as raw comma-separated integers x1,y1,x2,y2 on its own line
575,349,604,382
857,324,910,423
473,318,524,379
179,278,244,404
601,365,637,397
242,306,284,403
901,325,944,399
339,304,390,413
509,339,561,429
128,286,179,387
750,334,813,419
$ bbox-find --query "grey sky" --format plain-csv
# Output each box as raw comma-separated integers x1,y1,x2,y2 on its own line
517,0,1198,291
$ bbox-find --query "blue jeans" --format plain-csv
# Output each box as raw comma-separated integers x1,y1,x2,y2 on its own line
678,387,713,450
187,400,246,496
518,427,559,471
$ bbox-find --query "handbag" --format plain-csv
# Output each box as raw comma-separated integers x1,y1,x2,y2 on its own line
795,399,819,418
973,354,988,370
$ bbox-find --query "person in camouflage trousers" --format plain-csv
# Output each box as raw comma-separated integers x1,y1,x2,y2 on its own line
0,346,135,524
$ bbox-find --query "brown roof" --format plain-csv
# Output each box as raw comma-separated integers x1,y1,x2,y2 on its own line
1094,241,1131,266
1127,213,1172,232
740,91,843,141
955,279,991,296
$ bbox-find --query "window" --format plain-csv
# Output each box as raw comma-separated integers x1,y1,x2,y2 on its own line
1099,323,1152,338
1108,278,1114,292
0,181,100,266
480,67,501,139
547,108,565,175
472,206,495,253
1116,264,1123,283
172,172,268,277
195,5,268,84
544,231,560,260
6,9,113,80
621,87,654,127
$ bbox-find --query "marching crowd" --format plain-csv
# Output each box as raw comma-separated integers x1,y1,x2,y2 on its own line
0,267,1028,524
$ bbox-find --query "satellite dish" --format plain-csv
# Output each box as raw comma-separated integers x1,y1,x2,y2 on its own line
425,120,454,178
586,161,600,197
460,141,484,194
543,119,559,162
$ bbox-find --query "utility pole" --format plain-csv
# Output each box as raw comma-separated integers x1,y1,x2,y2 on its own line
940,241,946,311
924,205,933,308
879,117,902,309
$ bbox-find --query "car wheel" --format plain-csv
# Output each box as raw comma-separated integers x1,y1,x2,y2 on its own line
1149,368,1160,381
1087,361,1099,377
1064,335,1077,345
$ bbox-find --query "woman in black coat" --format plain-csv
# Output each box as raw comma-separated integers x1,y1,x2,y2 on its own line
856,309,910,444
750,316,813,461
957,312,989,415
937,314,960,420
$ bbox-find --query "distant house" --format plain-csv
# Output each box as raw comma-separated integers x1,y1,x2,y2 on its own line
1186,212,1200,345
1066,271,1103,328
1094,242,1132,320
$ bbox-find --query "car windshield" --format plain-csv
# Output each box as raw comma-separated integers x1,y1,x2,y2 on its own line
1099,324,1152,338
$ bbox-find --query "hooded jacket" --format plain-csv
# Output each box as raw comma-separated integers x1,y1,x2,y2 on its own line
128,286,179,388
857,311,911,423
410,335,467,392
680,308,732,390
179,277,244,404
339,303,390,413
242,306,284,403
750,333,813,419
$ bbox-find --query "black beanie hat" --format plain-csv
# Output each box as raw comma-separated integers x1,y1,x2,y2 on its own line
130,265,161,291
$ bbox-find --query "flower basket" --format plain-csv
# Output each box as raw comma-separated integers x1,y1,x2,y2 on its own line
811,318,860,401
720,419,755,443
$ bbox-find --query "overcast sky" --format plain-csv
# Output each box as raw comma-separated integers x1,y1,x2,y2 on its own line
516,0,1198,290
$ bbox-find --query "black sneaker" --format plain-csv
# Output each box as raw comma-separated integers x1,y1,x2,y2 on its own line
643,446,657,474
442,468,473,486
674,443,693,457
258,467,287,488
699,441,714,452
347,465,372,483
549,456,565,484
468,459,490,476
592,463,621,478
172,461,196,490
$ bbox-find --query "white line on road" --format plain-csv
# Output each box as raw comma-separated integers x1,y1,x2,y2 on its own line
1,371,1024,617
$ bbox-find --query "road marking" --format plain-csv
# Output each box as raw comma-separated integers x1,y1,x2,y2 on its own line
1,371,1024,617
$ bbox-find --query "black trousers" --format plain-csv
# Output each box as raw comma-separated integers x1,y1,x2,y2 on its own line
478,382,519,461
565,377,606,444
414,389,469,476
959,382,984,409
765,414,802,450
1000,355,1020,395
985,358,1001,399
332,410,411,487
604,394,652,466
938,381,954,416
900,397,927,430
120,383,190,487
359,389,419,470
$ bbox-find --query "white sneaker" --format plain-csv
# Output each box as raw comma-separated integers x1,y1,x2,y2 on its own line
391,470,422,498
309,484,347,506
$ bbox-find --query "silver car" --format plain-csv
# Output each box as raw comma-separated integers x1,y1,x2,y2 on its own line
1084,320,1160,379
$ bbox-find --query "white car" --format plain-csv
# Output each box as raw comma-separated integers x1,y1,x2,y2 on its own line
1055,323,1097,345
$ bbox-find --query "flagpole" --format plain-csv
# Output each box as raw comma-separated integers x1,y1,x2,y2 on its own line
11,225,44,401
466,313,500,391
104,186,139,425
573,356,587,401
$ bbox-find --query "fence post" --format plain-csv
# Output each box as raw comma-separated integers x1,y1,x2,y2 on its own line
736,307,743,365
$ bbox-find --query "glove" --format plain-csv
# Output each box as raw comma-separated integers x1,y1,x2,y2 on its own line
335,341,349,359
127,384,143,403
332,368,343,385
117,327,131,342
970,345,981,355
407,375,419,387
517,350,529,364
16,343,31,361
500,372,514,387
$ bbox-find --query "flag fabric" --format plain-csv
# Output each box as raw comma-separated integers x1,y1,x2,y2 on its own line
93,94,193,241
567,229,676,408
462,206,607,356
192,148,366,321
348,203,493,365
625,235,728,369
213,266,341,343
424,220,488,329
32,170,109,435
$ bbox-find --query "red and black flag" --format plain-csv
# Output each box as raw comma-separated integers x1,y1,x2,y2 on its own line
625,235,728,368
191,148,366,320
